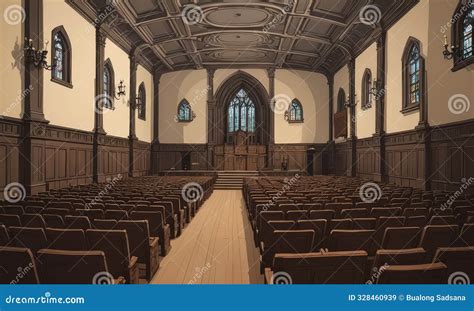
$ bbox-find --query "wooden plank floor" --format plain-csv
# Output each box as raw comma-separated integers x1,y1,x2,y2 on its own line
151,190,263,284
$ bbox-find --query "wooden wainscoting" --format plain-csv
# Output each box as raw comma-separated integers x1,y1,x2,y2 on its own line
356,137,381,180
0,118,22,194
157,144,208,171
334,142,348,176
430,120,474,192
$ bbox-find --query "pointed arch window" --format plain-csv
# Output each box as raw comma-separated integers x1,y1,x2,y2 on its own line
51,26,72,87
402,38,425,112
337,88,346,112
451,1,474,70
103,59,115,110
177,99,194,122
286,99,304,123
361,69,372,110
227,88,256,133
138,83,146,120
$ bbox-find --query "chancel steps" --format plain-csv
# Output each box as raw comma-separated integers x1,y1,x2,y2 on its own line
214,171,258,190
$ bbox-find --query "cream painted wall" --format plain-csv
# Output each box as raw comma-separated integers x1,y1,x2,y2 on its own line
427,0,474,125
43,0,95,131
159,69,208,144
333,64,349,141
136,65,153,142
159,68,328,144
274,69,329,144
355,42,377,139
385,0,430,134
103,38,130,138
0,0,24,119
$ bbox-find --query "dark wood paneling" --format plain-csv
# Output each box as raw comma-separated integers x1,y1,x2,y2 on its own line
0,118,22,199
334,142,348,176
157,144,208,171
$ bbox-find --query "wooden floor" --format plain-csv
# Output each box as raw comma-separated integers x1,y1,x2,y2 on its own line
151,190,263,284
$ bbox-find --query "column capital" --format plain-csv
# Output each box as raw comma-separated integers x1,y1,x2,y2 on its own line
267,67,276,79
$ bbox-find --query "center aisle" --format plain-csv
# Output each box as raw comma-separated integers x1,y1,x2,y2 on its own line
151,190,263,284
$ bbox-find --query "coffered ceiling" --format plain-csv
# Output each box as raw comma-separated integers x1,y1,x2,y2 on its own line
67,0,419,75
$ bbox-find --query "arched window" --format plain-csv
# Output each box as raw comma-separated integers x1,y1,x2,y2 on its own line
227,88,256,133
177,99,193,122
138,83,146,120
51,26,72,86
103,59,115,110
337,88,346,112
287,99,303,122
452,1,474,70
361,69,372,110
402,38,425,112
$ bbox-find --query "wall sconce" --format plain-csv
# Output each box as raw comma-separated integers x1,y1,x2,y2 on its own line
115,80,126,99
24,38,56,70
284,110,290,121
443,35,460,60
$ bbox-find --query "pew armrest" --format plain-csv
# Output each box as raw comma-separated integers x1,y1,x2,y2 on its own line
264,268,273,284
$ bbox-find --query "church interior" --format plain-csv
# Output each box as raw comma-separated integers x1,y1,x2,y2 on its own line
0,0,473,285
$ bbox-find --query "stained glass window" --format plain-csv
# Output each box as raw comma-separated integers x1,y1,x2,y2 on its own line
178,100,193,122
227,88,256,133
138,83,146,120
288,99,303,122
53,33,64,81
408,45,420,106
462,5,473,59
103,63,114,109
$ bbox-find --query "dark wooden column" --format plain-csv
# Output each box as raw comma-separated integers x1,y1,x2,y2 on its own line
21,0,48,195
206,68,216,170
151,69,161,174
415,53,431,190
267,68,276,169
92,27,107,183
326,74,336,175
348,59,357,177
374,29,387,183
128,55,138,177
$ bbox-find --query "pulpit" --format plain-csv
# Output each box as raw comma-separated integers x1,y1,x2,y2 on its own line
215,131,266,170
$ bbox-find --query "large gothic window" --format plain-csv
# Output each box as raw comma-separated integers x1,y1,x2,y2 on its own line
402,37,425,112
51,26,72,86
451,1,474,70
227,88,256,133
